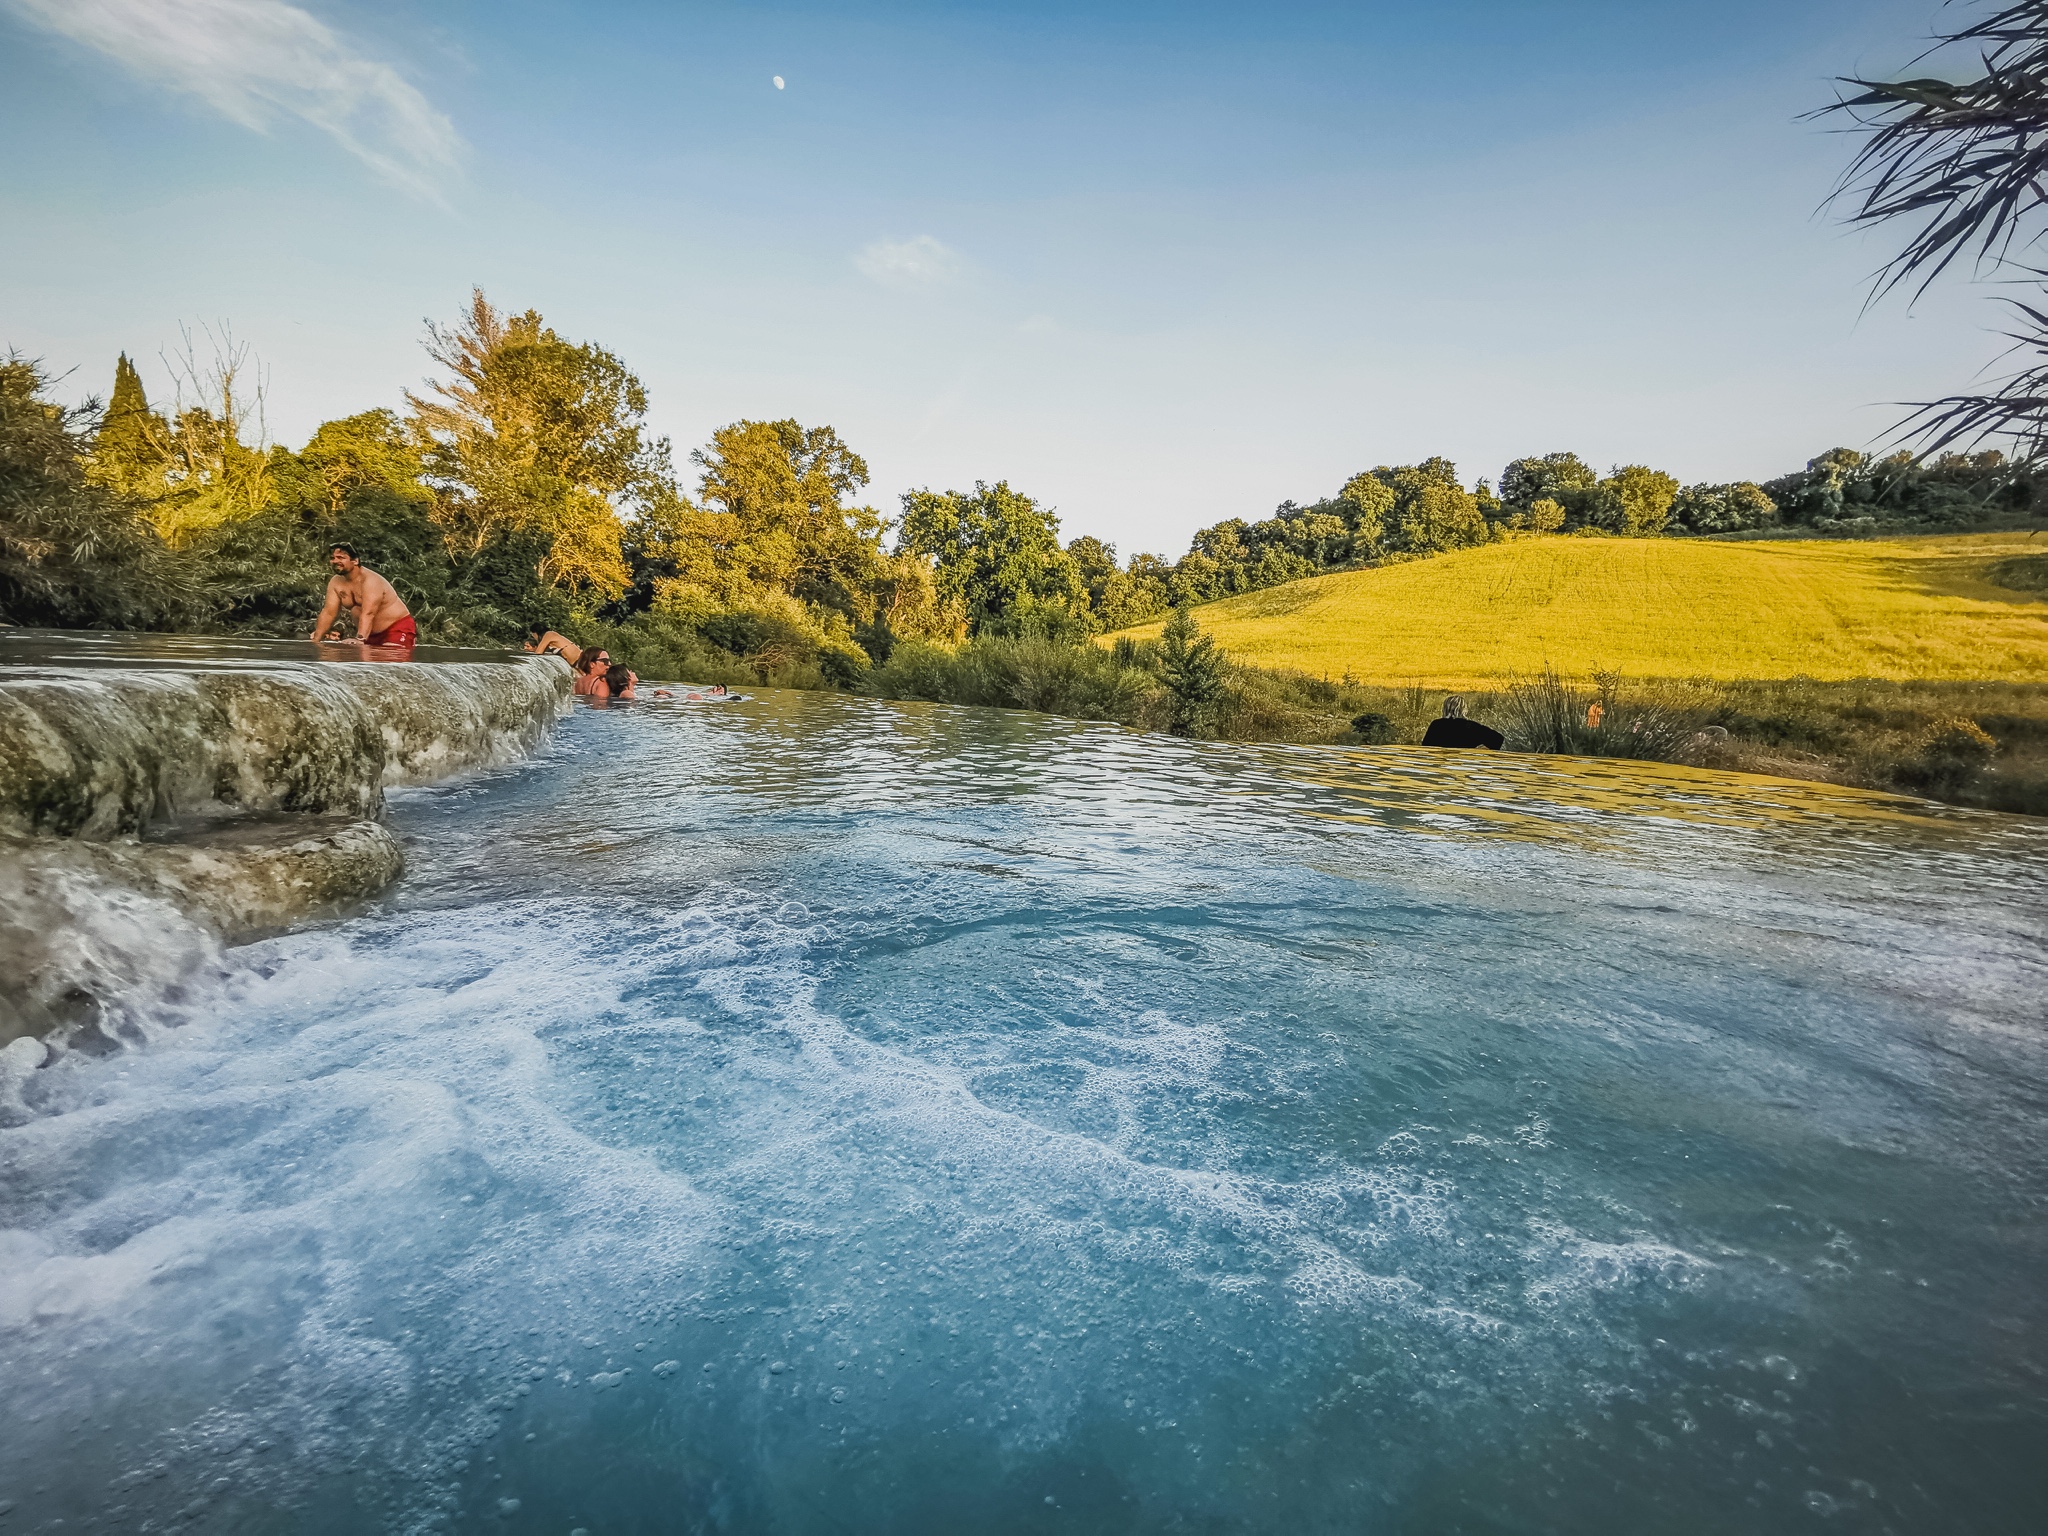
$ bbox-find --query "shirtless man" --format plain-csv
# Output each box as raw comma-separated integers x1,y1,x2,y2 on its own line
312,544,416,648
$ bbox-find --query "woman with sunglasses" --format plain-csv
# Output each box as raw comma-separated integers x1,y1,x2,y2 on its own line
571,649,612,695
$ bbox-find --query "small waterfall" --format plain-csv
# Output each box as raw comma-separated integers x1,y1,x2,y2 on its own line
0,646,571,1048
0,655,570,836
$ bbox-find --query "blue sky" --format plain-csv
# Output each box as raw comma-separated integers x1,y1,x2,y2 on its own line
0,0,2000,556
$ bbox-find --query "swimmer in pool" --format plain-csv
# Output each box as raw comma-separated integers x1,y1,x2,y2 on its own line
312,545,415,647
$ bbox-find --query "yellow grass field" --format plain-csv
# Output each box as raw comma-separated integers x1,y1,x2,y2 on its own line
1107,533,2048,685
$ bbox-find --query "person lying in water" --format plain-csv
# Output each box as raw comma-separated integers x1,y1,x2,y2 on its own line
523,628,583,665
311,544,415,647
585,662,731,703
1421,694,1504,750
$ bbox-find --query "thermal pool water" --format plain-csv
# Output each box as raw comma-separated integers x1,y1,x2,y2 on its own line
2,684,2044,1533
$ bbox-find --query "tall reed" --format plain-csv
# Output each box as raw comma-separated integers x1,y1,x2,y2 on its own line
1493,668,1726,763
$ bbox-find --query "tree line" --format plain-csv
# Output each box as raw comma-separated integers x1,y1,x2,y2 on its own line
2,287,2037,688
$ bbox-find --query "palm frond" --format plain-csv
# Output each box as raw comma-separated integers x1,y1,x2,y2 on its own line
1897,290,2048,458
1817,2,2048,301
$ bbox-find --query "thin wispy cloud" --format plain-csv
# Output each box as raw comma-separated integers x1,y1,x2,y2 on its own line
854,235,964,288
3,0,462,195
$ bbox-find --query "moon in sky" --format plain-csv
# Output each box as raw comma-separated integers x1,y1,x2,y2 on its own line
772,76,785,90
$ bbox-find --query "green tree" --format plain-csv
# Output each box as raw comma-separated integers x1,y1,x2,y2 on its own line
1669,482,1776,533
1607,464,1680,535
1159,604,1226,736
1499,452,1598,510
1337,472,1394,555
1,356,184,627
1168,549,1225,606
407,289,664,605
897,479,1089,636
632,418,946,673
1094,551,1172,630
125,328,275,546
689,418,887,606
91,352,167,499
1763,449,1869,524
1473,476,1505,522
1273,505,1351,564
292,409,431,515
1372,458,1489,553
1067,534,1120,614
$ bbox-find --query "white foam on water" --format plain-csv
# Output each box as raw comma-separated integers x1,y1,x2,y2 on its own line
0,886,1569,1526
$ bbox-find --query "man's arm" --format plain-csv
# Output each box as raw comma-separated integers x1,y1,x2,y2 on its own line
311,580,343,641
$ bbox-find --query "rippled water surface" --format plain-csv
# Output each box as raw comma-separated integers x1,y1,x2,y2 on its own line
4,686,2045,1534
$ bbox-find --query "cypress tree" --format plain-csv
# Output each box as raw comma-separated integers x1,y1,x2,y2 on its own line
94,352,163,495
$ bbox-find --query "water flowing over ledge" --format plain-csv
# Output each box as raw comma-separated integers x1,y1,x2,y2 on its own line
0,647,571,836
0,638,571,1046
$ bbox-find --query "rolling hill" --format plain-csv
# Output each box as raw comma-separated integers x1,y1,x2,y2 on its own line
1106,532,2048,685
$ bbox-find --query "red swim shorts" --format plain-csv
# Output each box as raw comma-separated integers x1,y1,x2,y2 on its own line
365,616,417,647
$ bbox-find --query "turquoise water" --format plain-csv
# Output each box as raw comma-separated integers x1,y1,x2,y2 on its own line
3,688,2045,1533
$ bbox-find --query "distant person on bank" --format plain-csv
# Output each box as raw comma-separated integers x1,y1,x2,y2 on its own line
1421,695,1504,750
311,545,416,648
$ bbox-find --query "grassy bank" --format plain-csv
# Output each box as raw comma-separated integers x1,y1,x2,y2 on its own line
574,527,2048,817
1107,532,2048,683
818,631,2048,816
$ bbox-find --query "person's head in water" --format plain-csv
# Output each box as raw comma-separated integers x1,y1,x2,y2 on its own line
578,649,611,674
1442,695,1466,720
604,663,634,696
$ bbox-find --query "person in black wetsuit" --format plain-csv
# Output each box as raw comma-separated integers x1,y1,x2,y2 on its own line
1421,694,1504,750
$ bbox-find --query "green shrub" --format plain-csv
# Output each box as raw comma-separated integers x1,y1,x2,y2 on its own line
865,638,960,702
1494,668,1725,762
1899,716,1998,794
